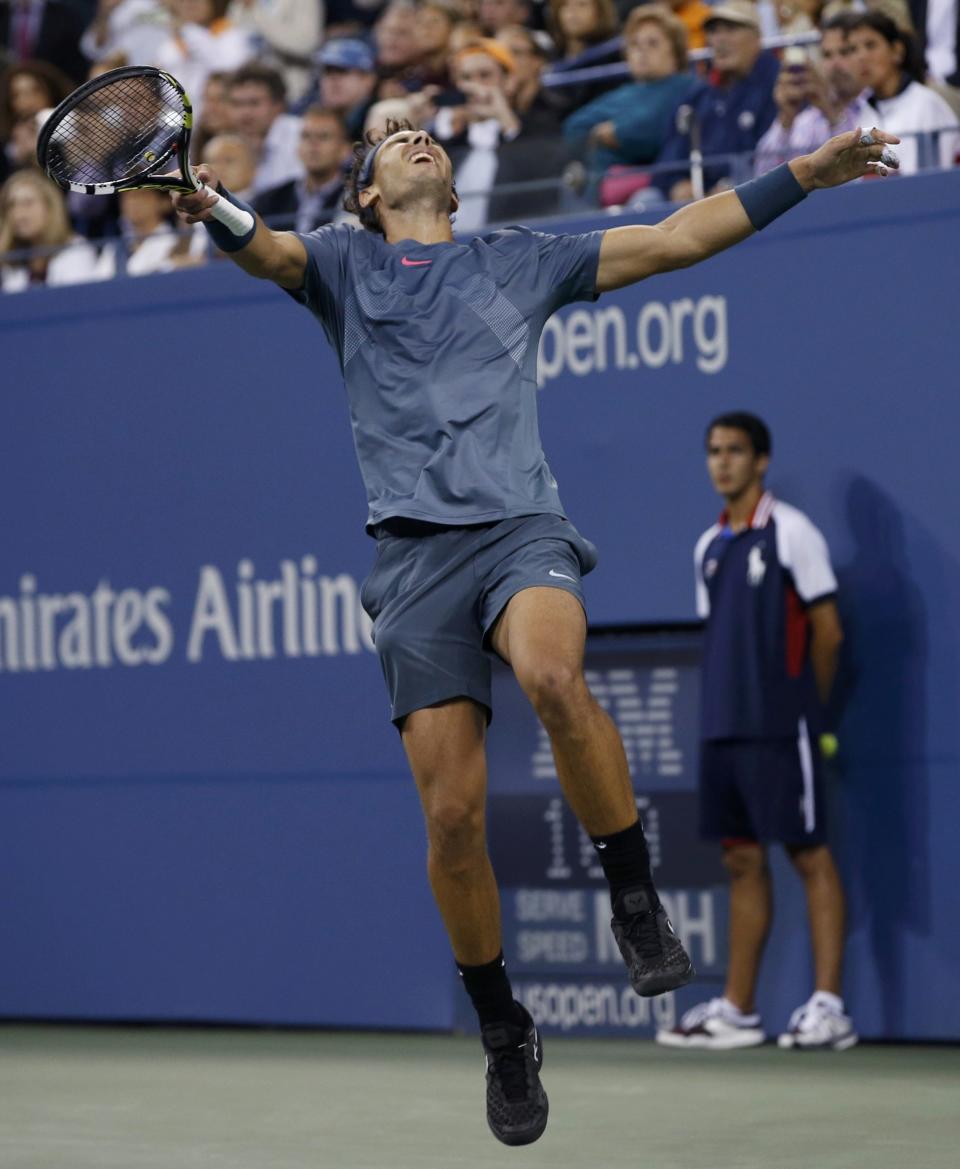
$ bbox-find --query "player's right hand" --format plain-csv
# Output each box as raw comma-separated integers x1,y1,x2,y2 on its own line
171,165,223,224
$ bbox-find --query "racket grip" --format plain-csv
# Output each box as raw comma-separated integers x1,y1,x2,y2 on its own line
204,186,256,236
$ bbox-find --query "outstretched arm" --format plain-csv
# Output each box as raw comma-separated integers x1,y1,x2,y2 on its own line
171,165,308,290
597,127,899,293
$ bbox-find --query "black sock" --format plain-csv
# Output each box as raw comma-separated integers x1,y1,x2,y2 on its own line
458,952,521,1029
591,819,659,918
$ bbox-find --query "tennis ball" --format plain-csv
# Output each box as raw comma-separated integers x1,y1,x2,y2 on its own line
819,733,839,760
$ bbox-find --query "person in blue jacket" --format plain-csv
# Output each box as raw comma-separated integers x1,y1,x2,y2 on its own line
655,0,779,200
563,6,698,178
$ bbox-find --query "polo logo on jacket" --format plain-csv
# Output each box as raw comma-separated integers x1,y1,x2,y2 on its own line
747,542,767,586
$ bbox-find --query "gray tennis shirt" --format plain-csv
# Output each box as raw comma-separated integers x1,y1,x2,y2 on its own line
292,224,604,530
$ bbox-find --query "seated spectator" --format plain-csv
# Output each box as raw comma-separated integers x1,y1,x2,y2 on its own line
95,188,206,278
374,1,423,97
547,0,620,66
0,1,90,85
228,0,324,104
478,0,534,36
754,13,875,171
203,132,258,199
315,38,379,138
563,6,697,176
654,0,779,200
847,9,959,170
0,171,102,292
225,63,304,195
546,0,623,107
620,0,712,49
821,0,960,113
155,1,256,115
413,2,460,89
81,0,172,67
432,38,571,231
254,107,352,231
495,25,568,123
1,60,72,181
191,70,234,159
0,59,72,138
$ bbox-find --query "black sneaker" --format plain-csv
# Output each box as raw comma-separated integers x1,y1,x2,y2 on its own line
611,886,695,997
480,1003,548,1146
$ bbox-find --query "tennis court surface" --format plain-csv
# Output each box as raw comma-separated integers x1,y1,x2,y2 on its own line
2,1024,956,1169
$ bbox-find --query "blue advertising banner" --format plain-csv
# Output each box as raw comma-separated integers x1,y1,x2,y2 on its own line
1,170,958,1036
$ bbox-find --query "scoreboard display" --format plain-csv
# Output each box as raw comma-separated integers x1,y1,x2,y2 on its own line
454,628,729,1037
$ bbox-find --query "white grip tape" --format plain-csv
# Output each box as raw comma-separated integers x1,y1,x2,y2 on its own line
203,186,256,235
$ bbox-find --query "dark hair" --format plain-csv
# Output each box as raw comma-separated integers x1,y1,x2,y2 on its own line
0,59,73,139
844,10,922,79
227,63,287,104
302,105,349,137
706,412,772,457
819,11,857,36
546,0,619,58
343,118,457,236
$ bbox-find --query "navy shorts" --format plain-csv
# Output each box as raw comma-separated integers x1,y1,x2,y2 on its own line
360,513,598,725
699,725,827,846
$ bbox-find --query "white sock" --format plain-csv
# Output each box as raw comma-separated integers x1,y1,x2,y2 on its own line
811,990,844,1013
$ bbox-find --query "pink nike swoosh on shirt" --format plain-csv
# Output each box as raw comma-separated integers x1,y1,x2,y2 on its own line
401,257,433,267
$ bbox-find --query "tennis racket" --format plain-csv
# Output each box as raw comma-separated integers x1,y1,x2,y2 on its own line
37,65,254,237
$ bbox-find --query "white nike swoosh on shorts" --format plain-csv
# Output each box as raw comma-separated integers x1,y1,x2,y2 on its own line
548,570,576,582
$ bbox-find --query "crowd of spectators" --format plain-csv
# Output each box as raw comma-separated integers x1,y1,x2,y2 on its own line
0,0,957,290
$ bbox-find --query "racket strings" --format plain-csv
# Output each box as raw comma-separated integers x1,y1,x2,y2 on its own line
44,75,184,187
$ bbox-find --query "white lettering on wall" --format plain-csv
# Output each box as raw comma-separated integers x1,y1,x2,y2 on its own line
0,556,375,673
537,295,729,386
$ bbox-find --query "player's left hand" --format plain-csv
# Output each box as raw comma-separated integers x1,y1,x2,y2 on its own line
792,127,901,190
795,127,901,188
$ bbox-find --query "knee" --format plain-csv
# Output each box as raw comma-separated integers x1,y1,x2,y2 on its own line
423,793,487,873
787,844,834,881
518,660,588,729
723,843,767,880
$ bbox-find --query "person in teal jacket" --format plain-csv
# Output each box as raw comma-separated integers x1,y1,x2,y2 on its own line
563,5,698,175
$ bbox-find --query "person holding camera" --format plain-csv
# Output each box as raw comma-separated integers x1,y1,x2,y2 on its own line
754,13,875,172
431,38,570,230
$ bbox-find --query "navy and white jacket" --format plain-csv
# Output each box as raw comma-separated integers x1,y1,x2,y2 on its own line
695,491,837,741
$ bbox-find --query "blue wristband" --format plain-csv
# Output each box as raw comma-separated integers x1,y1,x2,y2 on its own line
734,164,807,231
203,185,257,252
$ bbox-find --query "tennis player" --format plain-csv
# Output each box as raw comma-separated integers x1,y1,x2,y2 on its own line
172,121,897,1146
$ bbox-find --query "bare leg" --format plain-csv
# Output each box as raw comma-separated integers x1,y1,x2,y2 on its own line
787,844,846,996
722,843,772,1013
401,698,501,965
490,587,636,835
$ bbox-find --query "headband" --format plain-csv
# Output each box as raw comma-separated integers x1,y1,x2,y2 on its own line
453,38,516,75
358,134,392,189
356,131,459,211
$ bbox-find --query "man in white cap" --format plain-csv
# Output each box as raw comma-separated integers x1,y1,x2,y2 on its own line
655,0,779,201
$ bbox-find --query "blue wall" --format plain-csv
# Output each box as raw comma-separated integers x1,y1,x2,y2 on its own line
1,171,957,1036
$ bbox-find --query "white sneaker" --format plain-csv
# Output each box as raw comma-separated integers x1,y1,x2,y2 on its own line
777,992,858,1051
656,997,766,1049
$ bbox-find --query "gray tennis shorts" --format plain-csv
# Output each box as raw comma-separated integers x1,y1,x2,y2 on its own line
360,513,598,725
